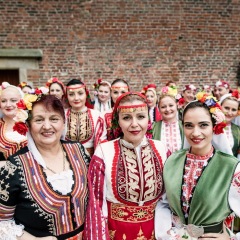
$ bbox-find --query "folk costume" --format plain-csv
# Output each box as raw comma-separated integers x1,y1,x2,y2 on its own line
0,140,89,239
85,92,168,240
85,137,167,240
0,118,27,160
153,120,184,153
149,106,162,123
224,122,240,159
155,148,240,239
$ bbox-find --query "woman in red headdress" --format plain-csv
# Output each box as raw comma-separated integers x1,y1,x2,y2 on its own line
64,79,107,157
85,92,168,240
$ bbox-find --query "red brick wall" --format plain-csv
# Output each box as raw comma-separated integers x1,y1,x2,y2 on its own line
0,0,239,92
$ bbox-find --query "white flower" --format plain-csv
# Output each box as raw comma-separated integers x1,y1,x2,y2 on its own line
13,109,28,123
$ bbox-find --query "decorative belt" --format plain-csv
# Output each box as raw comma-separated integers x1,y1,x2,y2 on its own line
108,201,156,223
56,223,84,240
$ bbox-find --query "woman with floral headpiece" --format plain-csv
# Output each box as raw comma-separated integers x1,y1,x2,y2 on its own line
0,83,27,163
93,79,111,112
0,94,89,239
220,91,240,160
214,80,231,101
155,92,240,240
142,84,162,123
153,86,184,154
85,92,168,240
18,81,33,94
46,77,67,108
103,78,130,140
65,79,107,157
177,84,197,121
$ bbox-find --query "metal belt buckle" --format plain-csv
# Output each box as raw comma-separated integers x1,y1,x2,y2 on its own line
186,224,204,238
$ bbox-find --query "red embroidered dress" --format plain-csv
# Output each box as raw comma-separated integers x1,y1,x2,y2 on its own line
0,118,27,160
85,137,167,240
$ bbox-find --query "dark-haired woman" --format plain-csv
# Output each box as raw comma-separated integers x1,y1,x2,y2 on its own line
65,79,107,157
85,92,168,240
103,78,130,140
0,94,89,239
155,93,240,239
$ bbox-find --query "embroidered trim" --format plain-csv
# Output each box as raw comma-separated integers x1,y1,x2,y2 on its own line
118,104,147,113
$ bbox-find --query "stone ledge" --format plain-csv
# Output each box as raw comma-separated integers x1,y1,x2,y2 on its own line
0,49,43,58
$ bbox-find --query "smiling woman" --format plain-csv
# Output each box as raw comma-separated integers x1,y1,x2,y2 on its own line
0,84,27,161
85,92,168,240
155,93,240,240
65,79,107,157
0,94,89,239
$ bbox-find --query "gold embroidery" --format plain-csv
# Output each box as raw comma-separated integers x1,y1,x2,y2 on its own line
109,230,116,240
118,141,162,203
67,110,92,142
132,208,148,219
110,202,155,223
134,227,147,240
0,162,17,201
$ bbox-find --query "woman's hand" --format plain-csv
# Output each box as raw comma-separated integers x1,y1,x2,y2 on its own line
200,226,230,239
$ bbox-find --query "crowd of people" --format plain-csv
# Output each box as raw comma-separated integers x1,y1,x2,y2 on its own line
0,77,239,239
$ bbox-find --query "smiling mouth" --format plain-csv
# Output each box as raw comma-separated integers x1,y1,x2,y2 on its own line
191,139,203,144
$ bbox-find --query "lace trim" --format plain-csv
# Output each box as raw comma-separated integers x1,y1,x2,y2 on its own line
0,220,24,240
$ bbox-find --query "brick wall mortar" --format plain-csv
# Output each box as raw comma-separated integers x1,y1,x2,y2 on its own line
0,0,239,91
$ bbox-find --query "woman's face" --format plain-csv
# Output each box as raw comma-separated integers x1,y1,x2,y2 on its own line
0,87,21,119
146,90,157,108
221,99,239,123
98,85,110,103
182,90,196,104
111,82,129,104
183,107,213,155
214,87,229,101
50,83,64,99
29,103,65,148
22,86,32,94
118,100,148,147
159,96,177,122
67,84,87,111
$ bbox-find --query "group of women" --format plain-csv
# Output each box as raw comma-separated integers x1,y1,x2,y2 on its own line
0,77,239,240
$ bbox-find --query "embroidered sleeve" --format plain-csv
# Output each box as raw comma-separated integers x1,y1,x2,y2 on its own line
0,161,22,237
84,153,109,240
94,116,107,149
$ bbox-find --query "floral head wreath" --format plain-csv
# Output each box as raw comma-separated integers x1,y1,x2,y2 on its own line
141,84,157,95
202,85,213,92
219,90,240,115
110,92,153,140
160,86,178,98
176,84,197,109
13,88,48,136
194,92,227,134
215,80,230,89
92,78,111,96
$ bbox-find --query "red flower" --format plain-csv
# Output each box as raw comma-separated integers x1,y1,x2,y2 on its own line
35,88,42,95
16,99,27,110
97,79,102,84
178,98,185,105
213,122,227,135
13,122,28,136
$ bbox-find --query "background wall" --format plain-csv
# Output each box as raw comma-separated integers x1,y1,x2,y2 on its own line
0,0,239,91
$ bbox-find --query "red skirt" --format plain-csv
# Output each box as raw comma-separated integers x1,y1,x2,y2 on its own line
107,201,156,240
